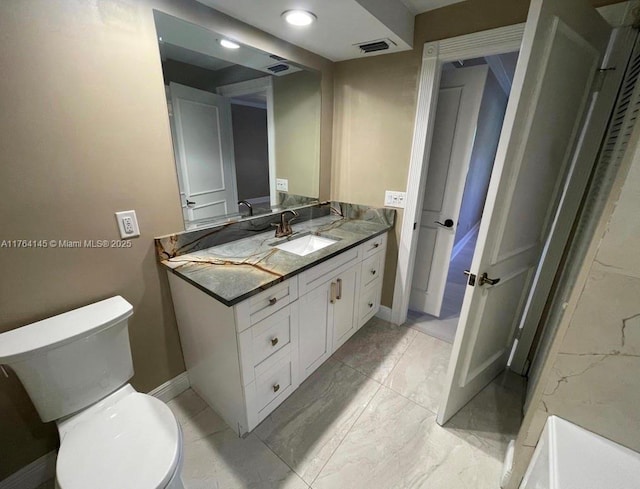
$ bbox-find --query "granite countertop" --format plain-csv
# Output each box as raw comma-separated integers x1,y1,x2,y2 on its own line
161,214,393,306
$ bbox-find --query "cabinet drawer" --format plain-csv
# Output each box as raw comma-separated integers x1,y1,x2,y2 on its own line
359,278,382,327
361,252,383,288
254,350,293,412
362,233,387,259
299,247,360,294
236,278,298,331
238,304,297,384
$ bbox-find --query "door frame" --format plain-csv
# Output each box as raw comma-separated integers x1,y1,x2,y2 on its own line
391,23,525,327
390,1,632,328
216,76,277,206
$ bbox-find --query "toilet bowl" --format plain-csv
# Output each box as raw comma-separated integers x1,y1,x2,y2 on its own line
0,296,185,489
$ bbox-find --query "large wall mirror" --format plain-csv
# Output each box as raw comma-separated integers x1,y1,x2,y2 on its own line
153,11,321,229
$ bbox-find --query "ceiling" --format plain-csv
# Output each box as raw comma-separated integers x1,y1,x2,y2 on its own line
155,11,302,77
196,0,415,62
399,0,466,14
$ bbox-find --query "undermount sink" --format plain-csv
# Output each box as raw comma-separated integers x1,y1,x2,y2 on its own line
272,233,339,257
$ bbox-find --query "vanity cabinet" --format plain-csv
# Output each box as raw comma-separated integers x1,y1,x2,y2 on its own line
167,232,387,436
298,262,360,382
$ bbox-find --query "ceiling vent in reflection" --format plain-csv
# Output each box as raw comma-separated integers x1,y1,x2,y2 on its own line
267,63,290,74
356,38,396,54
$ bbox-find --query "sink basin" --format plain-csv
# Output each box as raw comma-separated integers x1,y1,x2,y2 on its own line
272,233,339,257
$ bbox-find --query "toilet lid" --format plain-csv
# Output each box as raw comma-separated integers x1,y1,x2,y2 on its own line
56,393,181,489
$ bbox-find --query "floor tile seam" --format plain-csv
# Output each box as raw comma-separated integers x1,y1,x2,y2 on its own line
307,382,384,488
259,438,312,489
381,383,439,417
333,331,421,385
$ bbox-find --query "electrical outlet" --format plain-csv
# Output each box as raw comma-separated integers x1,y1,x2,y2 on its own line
384,190,407,208
115,210,140,239
276,178,289,192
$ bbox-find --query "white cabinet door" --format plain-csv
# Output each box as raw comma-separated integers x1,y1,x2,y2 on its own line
298,263,361,381
298,280,334,382
332,264,361,350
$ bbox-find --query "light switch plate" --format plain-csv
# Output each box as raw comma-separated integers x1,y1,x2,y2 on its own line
115,210,140,239
384,190,406,208
276,178,289,192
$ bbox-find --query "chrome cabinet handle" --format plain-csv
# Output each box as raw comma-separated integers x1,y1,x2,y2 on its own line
273,383,280,393
373,242,380,248
186,199,196,208
271,337,279,346
269,297,278,306
337,278,342,300
330,282,336,304
368,302,374,308
371,269,377,275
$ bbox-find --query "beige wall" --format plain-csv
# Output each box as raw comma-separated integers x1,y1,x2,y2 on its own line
274,71,322,198
331,0,624,307
0,0,332,480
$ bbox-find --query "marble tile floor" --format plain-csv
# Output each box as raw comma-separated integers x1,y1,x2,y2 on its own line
37,315,523,489
407,228,479,344
179,318,522,489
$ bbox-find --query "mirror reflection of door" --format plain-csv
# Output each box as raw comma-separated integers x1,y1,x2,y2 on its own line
169,82,239,223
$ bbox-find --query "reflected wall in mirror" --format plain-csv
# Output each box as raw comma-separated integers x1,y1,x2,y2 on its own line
153,11,321,229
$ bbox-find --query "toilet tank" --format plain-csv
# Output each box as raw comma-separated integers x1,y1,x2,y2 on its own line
0,296,134,422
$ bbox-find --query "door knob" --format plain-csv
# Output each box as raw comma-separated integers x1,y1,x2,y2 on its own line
479,272,501,286
435,219,454,228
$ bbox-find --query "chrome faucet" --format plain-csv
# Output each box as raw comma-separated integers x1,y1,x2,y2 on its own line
238,200,253,216
273,210,299,238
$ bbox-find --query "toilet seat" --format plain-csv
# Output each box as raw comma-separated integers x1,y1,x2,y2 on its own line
56,392,181,489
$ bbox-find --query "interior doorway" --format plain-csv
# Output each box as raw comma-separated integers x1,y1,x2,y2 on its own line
408,53,519,345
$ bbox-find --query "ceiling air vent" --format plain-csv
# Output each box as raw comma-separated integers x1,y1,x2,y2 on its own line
267,63,290,74
357,38,396,54
270,54,287,61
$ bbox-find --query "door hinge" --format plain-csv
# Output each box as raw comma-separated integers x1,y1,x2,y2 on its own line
593,67,616,92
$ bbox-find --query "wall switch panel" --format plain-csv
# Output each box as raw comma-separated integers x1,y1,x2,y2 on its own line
115,210,140,239
384,190,406,208
276,178,289,192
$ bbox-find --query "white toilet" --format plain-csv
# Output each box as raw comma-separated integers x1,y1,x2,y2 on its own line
0,296,185,489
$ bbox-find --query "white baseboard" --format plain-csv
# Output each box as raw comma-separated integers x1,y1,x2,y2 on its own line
0,451,57,489
0,372,191,489
450,221,480,262
148,371,190,403
376,305,392,322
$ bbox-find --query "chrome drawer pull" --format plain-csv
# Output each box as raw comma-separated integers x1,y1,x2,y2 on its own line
269,297,278,306
337,278,342,300
373,243,380,248
330,282,336,304
371,269,376,275
368,302,374,308
273,383,280,393
271,337,279,347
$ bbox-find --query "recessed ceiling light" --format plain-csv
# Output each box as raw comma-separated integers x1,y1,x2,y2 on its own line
219,39,240,49
282,10,317,27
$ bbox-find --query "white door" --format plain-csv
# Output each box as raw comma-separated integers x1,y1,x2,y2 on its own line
410,65,489,317
438,0,611,424
170,82,238,222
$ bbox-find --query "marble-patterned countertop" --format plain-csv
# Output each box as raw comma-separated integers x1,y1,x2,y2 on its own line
162,214,393,306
